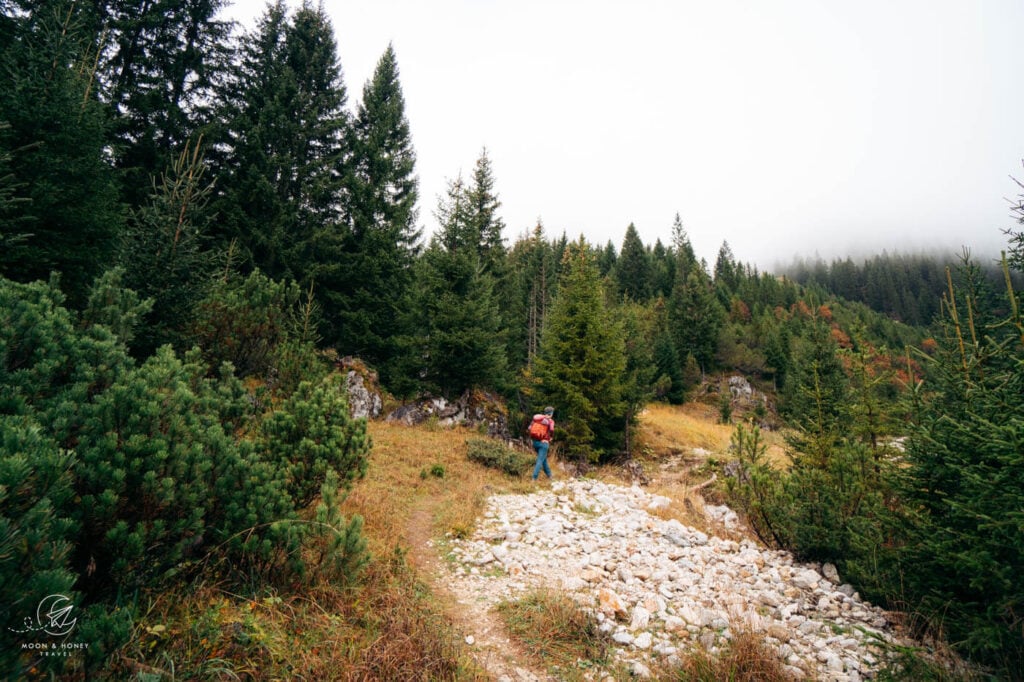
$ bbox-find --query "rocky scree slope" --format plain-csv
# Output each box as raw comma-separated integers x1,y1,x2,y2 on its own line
443,478,920,681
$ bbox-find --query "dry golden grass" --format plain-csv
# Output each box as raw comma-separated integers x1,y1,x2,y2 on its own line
662,628,797,681
496,588,623,680
639,402,734,456
343,421,533,552
638,402,789,467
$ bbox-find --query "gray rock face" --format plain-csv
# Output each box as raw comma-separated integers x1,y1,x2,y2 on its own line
446,479,928,681
386,390,510,438
345,370,382,419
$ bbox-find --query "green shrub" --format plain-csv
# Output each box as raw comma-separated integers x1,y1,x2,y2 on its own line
465,438,533,477
0,416,78,678
257,373,370,508
0,273,373,672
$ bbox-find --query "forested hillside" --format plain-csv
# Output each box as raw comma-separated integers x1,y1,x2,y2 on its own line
781,251,1024,326
1,2,1022,679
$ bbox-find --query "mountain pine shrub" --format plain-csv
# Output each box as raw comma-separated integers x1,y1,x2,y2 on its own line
0,272,373,671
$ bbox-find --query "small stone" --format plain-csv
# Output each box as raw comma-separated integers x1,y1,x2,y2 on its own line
633,632,653,649
465,635,475,645
630,661,652,678
630,606,651,630
612,630,634,645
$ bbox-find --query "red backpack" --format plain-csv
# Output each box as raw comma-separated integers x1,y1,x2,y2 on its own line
528,415,550,440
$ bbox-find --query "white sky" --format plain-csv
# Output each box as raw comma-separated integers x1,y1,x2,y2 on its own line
225,0,1024,270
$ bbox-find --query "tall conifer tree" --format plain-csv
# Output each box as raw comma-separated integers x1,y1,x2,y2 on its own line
212,0,347,282
332,44,419,382
615,222,652,301
96,0,232,207
0,1,121,304
532,239,627,463
465,147,507,277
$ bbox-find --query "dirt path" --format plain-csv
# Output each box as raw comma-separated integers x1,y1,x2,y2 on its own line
405,504,553,682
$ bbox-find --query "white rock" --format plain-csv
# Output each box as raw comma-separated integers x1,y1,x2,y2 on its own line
630,606,652,630
612,630,634,645
630,661,652,678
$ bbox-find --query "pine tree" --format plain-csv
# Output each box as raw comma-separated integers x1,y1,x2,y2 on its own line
0,416,78,678
532,239,627,463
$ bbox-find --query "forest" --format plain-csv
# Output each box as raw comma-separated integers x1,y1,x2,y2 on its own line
1,1,1022,679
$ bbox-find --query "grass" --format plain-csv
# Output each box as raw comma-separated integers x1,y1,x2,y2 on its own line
659,629,796,681
638,403,789,467
496,588,621,679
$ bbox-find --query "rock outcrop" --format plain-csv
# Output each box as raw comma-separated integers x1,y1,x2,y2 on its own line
339,358,383,420
386,389,510,438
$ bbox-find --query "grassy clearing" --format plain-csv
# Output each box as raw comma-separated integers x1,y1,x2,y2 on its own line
638,402,788,467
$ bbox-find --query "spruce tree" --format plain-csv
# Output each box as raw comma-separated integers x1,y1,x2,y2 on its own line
401,175,508,396
615,222,652,301
211,0,347,282
96,0,232,207
896,258,1024,672
465,147,507,277
0,2,122,305
502,223,559,370
331,44,419,382
119,138,216,356
532,239,627,463
713,240,740,305
407,240,508,397
671,212,697,280
667,267,724,376
650,238,675,299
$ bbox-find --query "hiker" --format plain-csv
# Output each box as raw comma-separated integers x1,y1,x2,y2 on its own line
528,406,555,480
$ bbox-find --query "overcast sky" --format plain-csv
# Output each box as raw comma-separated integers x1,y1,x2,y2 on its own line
226,0,1024,271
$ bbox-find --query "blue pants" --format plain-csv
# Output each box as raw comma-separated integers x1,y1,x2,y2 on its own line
532,440,551,479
